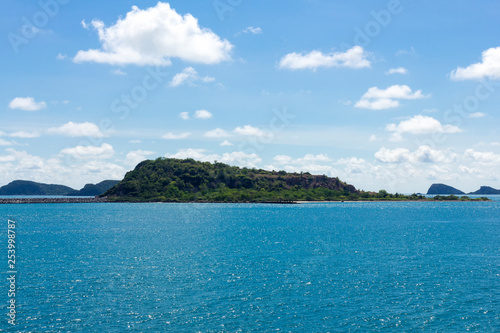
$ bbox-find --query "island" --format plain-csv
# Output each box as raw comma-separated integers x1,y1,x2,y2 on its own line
469,186,500,195
427,183,464,195
427,183,500,196
0,180,119,196
102,158,490,203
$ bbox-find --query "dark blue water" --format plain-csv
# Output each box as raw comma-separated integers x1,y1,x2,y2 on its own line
1,201,499,332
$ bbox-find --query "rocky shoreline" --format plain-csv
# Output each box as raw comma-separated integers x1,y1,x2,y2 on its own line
0,197,108,204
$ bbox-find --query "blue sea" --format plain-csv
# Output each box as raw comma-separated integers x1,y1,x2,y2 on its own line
1,199,499,332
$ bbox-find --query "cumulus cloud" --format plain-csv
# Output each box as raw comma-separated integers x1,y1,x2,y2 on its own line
270,154,337,175
194,109,213,119
8,97,46,111
60,143,115,159
464,149,500,164
205,128,229,138
0,148,126,188
162,132,191,140
386,67,408,75
375,146,456,164
9,131,40,138
74,3,233,66
234,125,271,138
279,46,370,70
165,149,262,168
169,67,215,87
125,149,155,166
355,85,430,110
450,47,500,80
386,115,461,141
56,53,67,60
48,122,105,137
220,140,233,146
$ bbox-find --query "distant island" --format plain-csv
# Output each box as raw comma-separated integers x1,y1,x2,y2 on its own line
0,180,119,196
427,183,500,195
469,186,500,195
102,158,489,203
427,183,464,195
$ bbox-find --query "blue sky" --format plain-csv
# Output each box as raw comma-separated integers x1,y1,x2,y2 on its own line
1,0,500,193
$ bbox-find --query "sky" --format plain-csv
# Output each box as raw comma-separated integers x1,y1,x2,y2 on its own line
1,0,500,193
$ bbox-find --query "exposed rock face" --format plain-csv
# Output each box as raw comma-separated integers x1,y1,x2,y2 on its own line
427,183,465,195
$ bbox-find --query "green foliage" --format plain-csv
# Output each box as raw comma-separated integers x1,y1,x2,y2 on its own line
102,158,488,203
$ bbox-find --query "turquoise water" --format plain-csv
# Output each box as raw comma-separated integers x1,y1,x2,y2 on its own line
1,201,499,332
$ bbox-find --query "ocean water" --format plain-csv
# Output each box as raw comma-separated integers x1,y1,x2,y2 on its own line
1,201,499,332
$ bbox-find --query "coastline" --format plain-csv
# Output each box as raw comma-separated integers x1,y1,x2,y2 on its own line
0,197,492,204
0,197,108,204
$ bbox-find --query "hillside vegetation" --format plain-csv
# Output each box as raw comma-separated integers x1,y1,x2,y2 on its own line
0,180,75,195
103,158,435,202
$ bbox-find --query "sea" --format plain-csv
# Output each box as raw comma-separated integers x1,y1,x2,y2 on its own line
1,198,499,332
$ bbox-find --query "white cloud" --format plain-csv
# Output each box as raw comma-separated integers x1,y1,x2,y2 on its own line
111,69,126,75
386,115,461,141
8,97,46,111
81,19,89,29
0,148,125,189
279,46,370,70
469,112,486,118
234,125,270,138
239,26,262,35
355,85,430,110
125,150,155,166
220,140,233,146
386,67,408,75
48,122,105,138
166,148,219,161
464,149,500,164
56,53,67,60
162,132,191,140
375,147,410,163
375,146,456,164
273,155,292,165
129,139,142,144
205,128,229,138
219,151,262,167
179,112,190,120
0,139,13,146
60,143,115,159
296,154,331,163
270,153,336,175
194,109,212,119
450,47,500,80
369,134,379,142
169,67,215,87
165,148,262,168
74,3,233,66
9,131,40,138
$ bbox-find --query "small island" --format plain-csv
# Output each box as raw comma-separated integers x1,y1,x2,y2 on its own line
102,158,490,203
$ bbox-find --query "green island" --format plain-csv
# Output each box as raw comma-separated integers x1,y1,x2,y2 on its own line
102,158,490,203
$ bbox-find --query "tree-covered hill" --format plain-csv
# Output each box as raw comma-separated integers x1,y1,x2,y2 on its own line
67,180,120,196
103,158,422,202
0,180,75,195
